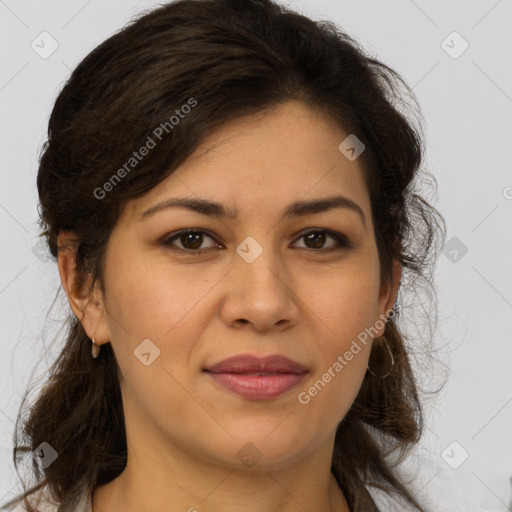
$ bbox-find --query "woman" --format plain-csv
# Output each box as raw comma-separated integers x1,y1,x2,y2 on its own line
3,0,445,510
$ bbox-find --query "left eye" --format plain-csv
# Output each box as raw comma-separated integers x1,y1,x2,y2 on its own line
161,228,350,255
293,229,349,250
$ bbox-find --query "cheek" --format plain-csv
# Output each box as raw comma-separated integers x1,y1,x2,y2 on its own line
102,251,222,390
314,264,382,347
104,253,210,340
301,264,380,417
102,257,209,417
300,311,372,430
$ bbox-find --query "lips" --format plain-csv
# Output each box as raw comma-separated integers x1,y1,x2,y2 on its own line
204,354,308,374
203,354,308,399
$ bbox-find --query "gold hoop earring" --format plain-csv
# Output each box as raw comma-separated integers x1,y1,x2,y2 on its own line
367,337,394,378
91,338,101,359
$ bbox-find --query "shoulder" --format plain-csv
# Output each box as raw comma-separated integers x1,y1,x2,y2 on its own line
11,503,57,512
8,482,92,512
9,486,58,512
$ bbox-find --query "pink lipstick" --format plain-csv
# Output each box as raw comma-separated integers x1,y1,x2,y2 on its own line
204,354,308,399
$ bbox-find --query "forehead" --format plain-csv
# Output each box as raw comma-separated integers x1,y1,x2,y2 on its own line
124,100,371,225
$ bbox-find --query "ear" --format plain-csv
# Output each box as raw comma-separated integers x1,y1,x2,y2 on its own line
375,258,402,335
57,231,111,346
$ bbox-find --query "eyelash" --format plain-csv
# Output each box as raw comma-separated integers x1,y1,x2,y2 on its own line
160,228,351,256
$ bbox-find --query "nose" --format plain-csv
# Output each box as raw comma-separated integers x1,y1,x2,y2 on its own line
220,246,300,332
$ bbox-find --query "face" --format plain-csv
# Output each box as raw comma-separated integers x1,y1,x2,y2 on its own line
80,100,399,473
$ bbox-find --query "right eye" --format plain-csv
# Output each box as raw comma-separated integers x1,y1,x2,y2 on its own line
160,229,222,255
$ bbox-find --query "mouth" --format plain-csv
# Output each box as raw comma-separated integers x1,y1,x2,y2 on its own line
203,354,309,399
204,353,309,374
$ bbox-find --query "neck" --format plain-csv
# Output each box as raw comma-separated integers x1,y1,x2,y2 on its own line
92,448,350,512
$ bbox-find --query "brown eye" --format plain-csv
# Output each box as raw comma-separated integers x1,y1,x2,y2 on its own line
161,227,350,256
293,229,350,251
162,229,219,254
303,231,327,249
177,232,204,250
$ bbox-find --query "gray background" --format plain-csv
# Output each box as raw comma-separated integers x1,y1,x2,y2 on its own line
1,0,511,510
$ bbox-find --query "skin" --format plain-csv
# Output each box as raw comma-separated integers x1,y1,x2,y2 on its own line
58,100,401,512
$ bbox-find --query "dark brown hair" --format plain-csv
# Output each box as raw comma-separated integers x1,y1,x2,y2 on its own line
3,0,445,510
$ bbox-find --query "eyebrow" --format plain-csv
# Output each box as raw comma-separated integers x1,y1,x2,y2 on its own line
138,195,367,230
